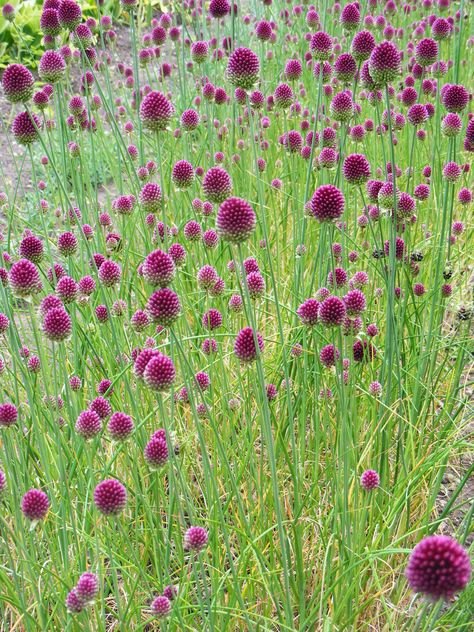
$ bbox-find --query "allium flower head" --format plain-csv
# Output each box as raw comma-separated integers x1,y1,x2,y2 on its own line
43,307,72,342
144,435,169,469
310,185,345,222
351,30,375,62
0,402,18,427
151,595,171,618
172,160,194,189
94,479,127,516
319,296,346,327
226,47,260,90
441,85,469,113
75,410,101,439
415,38,438,67
147,288,181,326
297,299,319,326
139,182,162,213
76,572,99,604
12,111,41,145
406,536,471,600
10,259,41,296
343,154,371,185
360,469,380,490
330,91,354,122
140,91,175,131
217,197,256,243
38,50,66,83
2,64,35,103
143,354,176,391
21,488,50,521
107,412,134,441
234,327,264,363
184,526,209,552
310,31,332,60
368,41,401,84
143,249,175,287
58,0,82,30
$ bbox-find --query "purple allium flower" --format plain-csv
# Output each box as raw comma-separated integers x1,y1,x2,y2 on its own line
407,104,428,126
344,289,366,316
38,50,66,83
181,108,200,131
340,2,360,31
255,20,272,41
43,307,72,342
151,595,171,618
163,584,177,601
320,344,340,367
431,17,452,41
441,113,462,137
98,260,121,287
12,111,41,145
184,526,209,552
228,294,243,313
75,410,101,439
217,197,256,243
203,166,233,203
2,3,14,20
140,91,175,131
319,296,346,327
107,412,134,440
297,299,320,326
441,84,469,113
56,276,78,303
197,264,218,290
144,435,169,469
246,271,265,299
360,469,380,490
226,47,260,89
343,154,371,185
334,53,357,83
0,402,18,427
0,313,9,334
458,188,472,205
58,231,78,256
202,338,218,355
443,161,461,183
172,160,194,189
369,381,382,396
76,573,99,604
406,536,471,600
139,182,162,213
40,294,63,316
351,30,375,61
148,288,181,326
209,0,230,18
285,59,302,82
183,220,201,242
234,327,264,363
274,83,294,109
19,234,44,264
66,589,83,613
330,91,354,122
310,31,332,60
21,488,50,521
58,0,82,30
0,469,6,495
266,383,278,401
368,41,401,84
283,130,303,153
310,185,345,222
191,40,209,63
202,308,222,330
415,38,438,66
9,259,40,296
2,64,34,103
94,479,127,516
143,354,176,391
353,340,376,362
143,249,175,287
